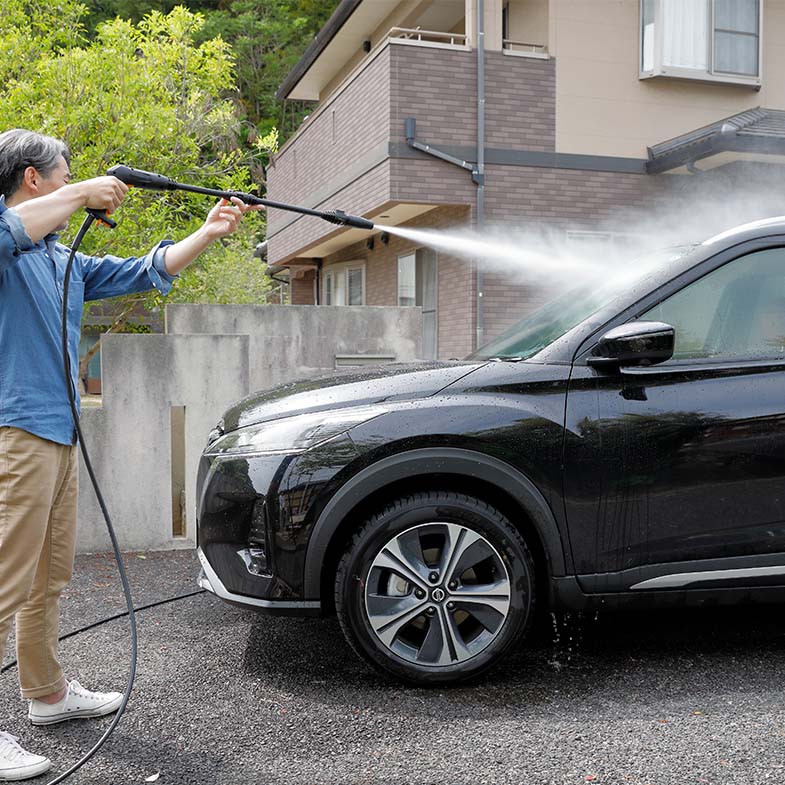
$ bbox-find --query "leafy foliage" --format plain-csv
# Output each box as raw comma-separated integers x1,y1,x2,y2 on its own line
82,0,335,134
0,0,270,312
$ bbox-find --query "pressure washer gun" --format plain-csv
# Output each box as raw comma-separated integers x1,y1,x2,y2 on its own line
86,164,375,231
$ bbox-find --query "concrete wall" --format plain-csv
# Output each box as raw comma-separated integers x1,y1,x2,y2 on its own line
165,304,423,391
77,334,249,554
76,305,422,553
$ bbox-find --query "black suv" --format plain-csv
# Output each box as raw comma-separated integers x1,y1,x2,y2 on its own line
196,219,785,684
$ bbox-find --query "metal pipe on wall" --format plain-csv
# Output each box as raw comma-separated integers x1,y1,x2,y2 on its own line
475,0,486,350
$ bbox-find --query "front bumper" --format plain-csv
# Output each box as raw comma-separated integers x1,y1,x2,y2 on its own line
197,547,321,615
196,432,360,611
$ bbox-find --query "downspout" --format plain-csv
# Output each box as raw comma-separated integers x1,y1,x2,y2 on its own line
475,0,486,350
314,258,323,304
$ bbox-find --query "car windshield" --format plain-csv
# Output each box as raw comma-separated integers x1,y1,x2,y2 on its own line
468,245,696,361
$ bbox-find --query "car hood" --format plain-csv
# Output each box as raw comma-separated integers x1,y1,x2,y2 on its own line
221,360,488,432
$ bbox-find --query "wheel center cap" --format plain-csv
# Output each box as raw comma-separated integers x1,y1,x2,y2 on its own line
431,587,446,603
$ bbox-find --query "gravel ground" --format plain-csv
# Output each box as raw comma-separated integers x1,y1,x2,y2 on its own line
1,549,784,785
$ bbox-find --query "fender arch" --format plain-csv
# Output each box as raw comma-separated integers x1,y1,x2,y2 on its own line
303,447,568,598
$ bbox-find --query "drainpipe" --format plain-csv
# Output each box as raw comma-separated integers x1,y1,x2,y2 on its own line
403,0,486,349
475,0,486,350
313,258,323,304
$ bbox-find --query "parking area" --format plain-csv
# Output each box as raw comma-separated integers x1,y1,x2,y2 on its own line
1,549,784,785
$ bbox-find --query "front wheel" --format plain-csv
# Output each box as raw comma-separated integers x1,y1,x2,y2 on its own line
335,491,536,684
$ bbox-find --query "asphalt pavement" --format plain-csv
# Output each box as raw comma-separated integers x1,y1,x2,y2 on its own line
1,549,784,785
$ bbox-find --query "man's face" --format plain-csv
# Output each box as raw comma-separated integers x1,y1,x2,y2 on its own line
34,156,71,197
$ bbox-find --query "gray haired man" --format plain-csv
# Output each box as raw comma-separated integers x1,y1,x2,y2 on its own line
0,129,261,780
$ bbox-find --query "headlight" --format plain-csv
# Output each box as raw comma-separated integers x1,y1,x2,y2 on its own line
205,419,224,449
204,406,386,456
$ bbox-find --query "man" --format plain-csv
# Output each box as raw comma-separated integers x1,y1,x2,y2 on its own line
0,129,261,780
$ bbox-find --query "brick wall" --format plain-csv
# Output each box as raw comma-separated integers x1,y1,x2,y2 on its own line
268,42,557,267
484,53,555,152
268,47,392,228
319,205,475,360
480,165,672,340
290,269,316,305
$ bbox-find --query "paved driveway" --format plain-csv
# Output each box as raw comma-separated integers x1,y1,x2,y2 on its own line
1,550,784,785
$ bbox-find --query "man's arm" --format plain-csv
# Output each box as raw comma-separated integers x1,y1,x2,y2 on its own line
80,196,261,300
161,197,260,275
12,178,128,243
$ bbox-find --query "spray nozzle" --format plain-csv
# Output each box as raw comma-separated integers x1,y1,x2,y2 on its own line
321,210,375,231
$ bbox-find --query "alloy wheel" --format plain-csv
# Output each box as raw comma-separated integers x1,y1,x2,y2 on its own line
364,522,512,667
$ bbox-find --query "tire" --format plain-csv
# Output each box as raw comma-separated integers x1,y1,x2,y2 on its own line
335,491,536,685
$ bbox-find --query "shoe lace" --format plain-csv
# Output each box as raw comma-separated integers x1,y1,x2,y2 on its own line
0,731,28,763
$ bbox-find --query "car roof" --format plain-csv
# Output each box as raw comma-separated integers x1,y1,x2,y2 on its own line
702,216,785,248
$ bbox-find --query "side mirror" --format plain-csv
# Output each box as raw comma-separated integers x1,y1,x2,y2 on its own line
587,321,675,369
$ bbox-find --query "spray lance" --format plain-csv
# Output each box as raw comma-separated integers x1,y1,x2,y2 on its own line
87,164,376,230
49,168,375,784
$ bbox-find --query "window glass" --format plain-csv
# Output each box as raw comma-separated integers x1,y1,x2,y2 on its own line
417,249,438,359
641,0,656,71
324,271,333,305
347,268,364,305
715,0,758,33
662,0,708,70
641,248,785,362
714,0,758,76
397,253,416,306
714,31,758,75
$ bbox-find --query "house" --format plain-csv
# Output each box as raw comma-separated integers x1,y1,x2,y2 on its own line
265,0,785,360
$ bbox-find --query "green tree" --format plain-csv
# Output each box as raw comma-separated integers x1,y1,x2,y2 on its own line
81,0,336,135
0,2,272,383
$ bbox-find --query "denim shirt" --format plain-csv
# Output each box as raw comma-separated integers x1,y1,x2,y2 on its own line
0,196,177,445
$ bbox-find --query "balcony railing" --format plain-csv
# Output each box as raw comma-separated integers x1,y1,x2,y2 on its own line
502,39,549,59
389,27,468,49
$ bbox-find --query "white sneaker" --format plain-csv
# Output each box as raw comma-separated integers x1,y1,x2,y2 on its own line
0,732,51,781
28,680,123,726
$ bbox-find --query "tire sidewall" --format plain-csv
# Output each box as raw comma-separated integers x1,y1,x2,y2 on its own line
338,495,535,684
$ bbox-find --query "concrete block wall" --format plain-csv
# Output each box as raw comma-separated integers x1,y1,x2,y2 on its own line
165,304,422,391
76,305,422,553
77,334,249,554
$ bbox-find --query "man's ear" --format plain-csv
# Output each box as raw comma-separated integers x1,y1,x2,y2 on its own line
22,166,38,191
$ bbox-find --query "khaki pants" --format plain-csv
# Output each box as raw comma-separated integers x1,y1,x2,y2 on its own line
0,426,77,699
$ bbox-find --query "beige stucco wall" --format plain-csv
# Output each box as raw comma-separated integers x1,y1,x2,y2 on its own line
553,0,785,158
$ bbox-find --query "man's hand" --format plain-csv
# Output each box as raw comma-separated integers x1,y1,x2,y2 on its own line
78,176,129,214
160,196,263,276
201,196,263,242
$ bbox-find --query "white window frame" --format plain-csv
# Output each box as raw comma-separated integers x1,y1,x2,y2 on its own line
639,0,762,87
321,261,365,306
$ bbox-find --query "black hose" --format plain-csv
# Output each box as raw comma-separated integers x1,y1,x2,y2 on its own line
0,590,205,676
31,213,136,784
